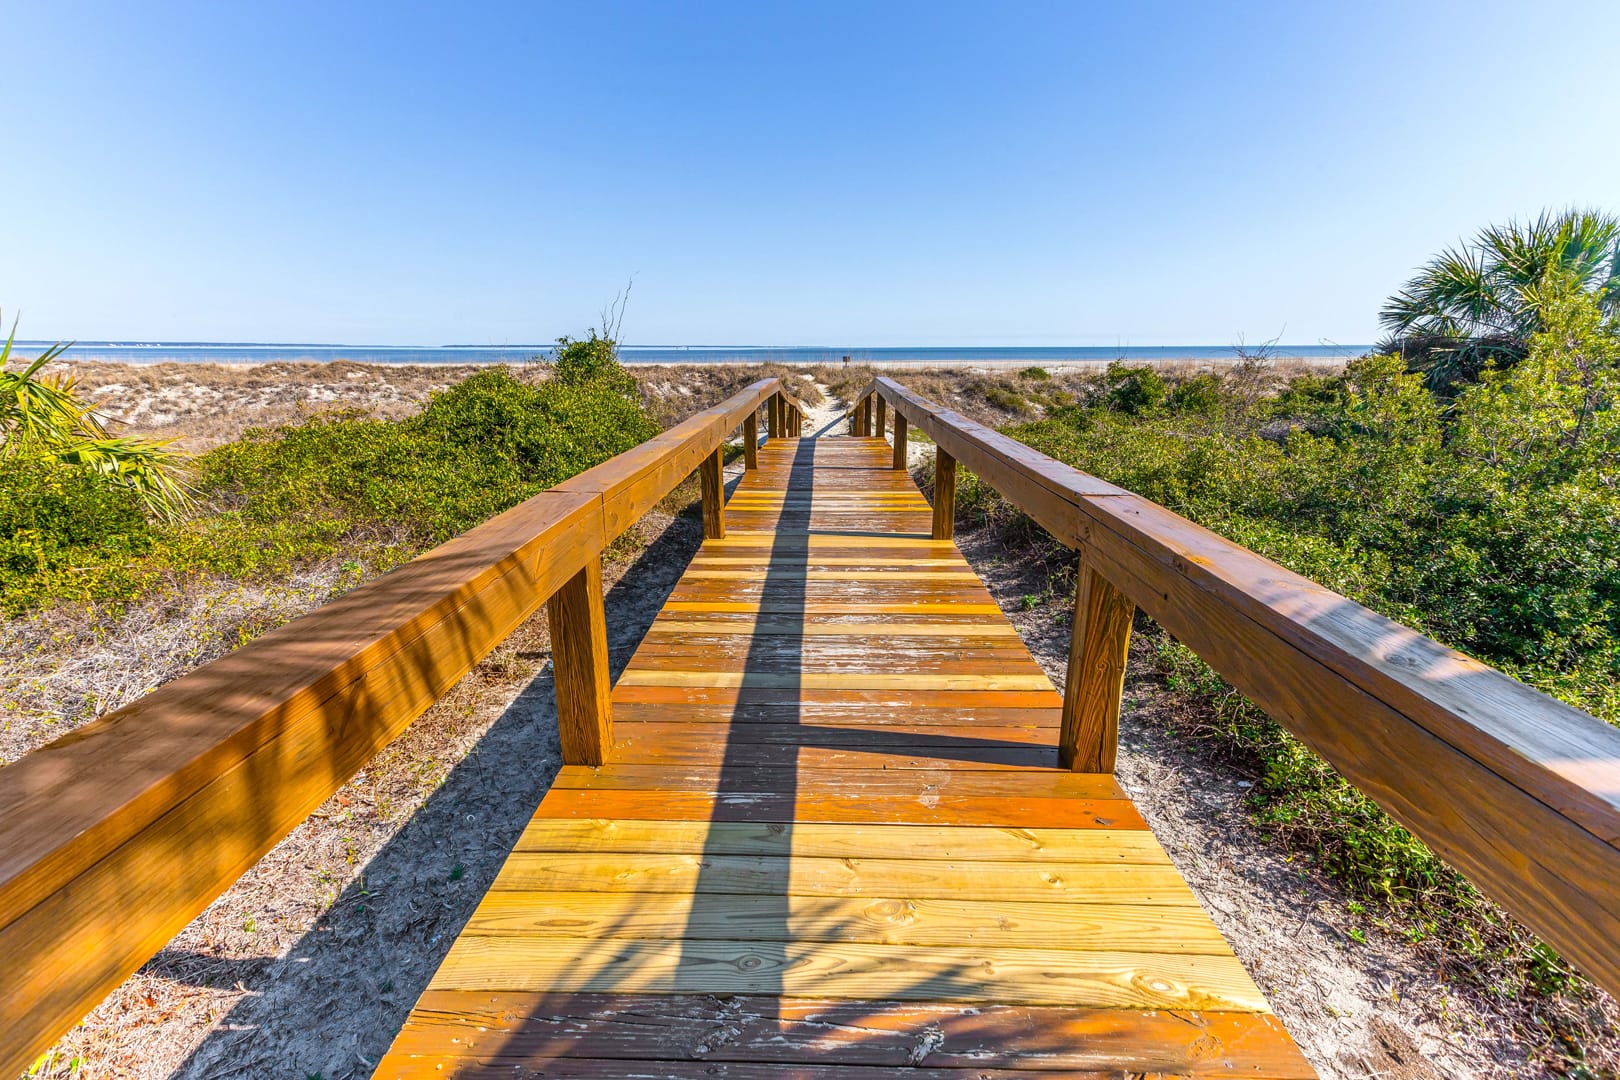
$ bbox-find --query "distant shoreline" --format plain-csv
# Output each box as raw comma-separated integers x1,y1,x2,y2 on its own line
10,343,1369,368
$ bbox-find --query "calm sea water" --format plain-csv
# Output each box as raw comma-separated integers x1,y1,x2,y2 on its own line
12,342,1369,366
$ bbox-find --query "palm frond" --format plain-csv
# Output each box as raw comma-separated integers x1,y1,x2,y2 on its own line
1,309,194,519
1380,210,1620,389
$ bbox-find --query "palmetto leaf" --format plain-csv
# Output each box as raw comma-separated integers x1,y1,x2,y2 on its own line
1378,209,1620,392
1,310,195,519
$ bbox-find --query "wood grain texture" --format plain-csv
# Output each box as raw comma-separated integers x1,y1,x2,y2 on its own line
743,410,758,470
1060,559,1136,773
548,557,613,766
700,446,726,539
893,410,908,469
379,993,1315,1077
428,936,1270,1011
932,447,956,541
380,433,1307,1076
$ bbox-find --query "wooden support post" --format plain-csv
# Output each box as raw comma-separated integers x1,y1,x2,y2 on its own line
893,412,907,470
743,411,758,470
547,557,613,766
932,447,956,540
1060,555,1136,773
700,446,725,539
861,396,873,437
767,395,780,439
786,405,799,436
876,396,887,438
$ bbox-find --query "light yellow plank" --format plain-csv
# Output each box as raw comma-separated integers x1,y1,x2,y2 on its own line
701,535,953,548
682,571,981,581
647,621,1019,637
427,937,1271,1011
659,601,1004,614
489,853,1193,904
514,819,1164,862
613,671,1057,691
686,563,965,569
460,892,1231,953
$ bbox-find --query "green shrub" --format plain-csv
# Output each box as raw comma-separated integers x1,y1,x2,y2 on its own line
1168,373,1222,414
1018,365,1051,381
2,351,660,614
984,386,1030,413
0,458,155,613
1102,362,1168,415
992,297,1620,1009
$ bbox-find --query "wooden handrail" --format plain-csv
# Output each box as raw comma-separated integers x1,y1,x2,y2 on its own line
859,376,1620,999
0,377,789,1077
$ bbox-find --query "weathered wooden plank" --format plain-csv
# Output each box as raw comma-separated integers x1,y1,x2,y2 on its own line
548,556,613,766
700,446,726,539
382,993,1315,1076
933,447,957,541
1060,558,1135,773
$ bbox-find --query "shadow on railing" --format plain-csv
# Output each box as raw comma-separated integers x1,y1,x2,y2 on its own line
0,379,812,1076
851,374,1620,1001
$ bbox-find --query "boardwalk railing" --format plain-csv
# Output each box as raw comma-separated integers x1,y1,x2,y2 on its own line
4,370,1617,1073
0,378,808,1077
855,375,1620,1001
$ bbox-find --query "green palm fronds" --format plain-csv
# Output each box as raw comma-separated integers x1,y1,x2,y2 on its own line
1378,209,1620,393
1,312,194,519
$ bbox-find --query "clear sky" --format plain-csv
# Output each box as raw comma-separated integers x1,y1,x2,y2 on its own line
4,1,1618,347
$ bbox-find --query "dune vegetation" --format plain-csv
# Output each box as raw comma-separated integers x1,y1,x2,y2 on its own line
943,221,1619,1070
0,332,657,617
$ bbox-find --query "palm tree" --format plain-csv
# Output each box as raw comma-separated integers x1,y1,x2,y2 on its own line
1378,209,1620,392
1,313,193,518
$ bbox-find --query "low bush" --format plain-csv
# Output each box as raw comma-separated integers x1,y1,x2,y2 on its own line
2,346,659,613
0,459,156,613
967,294,1620,1033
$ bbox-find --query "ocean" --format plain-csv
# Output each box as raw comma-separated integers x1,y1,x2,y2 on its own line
10,342,1369,367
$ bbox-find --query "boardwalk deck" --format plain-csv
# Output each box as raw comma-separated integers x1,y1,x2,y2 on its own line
375,434,1315,1078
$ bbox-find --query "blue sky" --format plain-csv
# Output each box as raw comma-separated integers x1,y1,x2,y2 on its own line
4,1,1618,347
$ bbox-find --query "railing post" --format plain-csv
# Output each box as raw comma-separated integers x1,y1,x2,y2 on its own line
548,556,613,766
892,412,907,470
875,396,887,438
743,411,758,470
768,395,781,439
1060,554,1136,773
700,446,725,539
787,404,799,436
932,447,956,540
861,396,873,437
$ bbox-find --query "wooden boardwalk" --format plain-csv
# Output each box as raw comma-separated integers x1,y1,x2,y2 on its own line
375,434,1314,1077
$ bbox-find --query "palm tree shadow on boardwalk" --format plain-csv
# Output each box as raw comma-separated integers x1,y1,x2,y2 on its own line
165,513,708,1080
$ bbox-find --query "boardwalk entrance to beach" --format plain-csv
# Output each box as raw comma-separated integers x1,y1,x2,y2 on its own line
374,432,1314,1077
